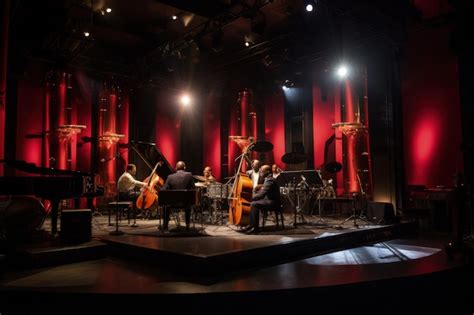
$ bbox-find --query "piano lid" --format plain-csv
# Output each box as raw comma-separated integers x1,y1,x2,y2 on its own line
129,141,174,180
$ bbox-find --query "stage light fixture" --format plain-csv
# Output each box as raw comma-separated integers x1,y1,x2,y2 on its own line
180,94,191,107
172,15,178,20
337,65,348,78
83,31,90,37
106,8,112,13
305,0,316,12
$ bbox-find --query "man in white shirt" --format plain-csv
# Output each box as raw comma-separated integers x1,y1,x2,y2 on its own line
117,164,147,201
246,160,264,192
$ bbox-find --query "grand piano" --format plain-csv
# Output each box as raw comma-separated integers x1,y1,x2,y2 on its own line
128,141,174,183
0,160,103,234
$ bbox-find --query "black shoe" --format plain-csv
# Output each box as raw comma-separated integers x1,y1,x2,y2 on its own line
246,227,260,234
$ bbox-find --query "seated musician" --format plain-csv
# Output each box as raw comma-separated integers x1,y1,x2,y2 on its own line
203,166,216,185
272,164,282,179
162,161,194,231
117,164,147,201
243,165,281,233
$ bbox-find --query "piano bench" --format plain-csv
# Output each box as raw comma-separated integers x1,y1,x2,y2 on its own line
107,201,133,226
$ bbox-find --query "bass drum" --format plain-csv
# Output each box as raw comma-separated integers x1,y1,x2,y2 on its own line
0,196,46,240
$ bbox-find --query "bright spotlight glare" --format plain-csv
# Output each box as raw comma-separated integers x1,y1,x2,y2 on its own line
84,32,90,37
282,85,289,90
172,15,178,20
106,7,112,13
180,94,191,106
245,41,250,47
306,4,313,12
337,65,348,78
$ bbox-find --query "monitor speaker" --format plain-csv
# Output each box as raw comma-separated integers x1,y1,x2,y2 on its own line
60,209,91,244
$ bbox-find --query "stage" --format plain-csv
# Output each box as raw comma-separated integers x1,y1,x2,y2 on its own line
1,214,472,314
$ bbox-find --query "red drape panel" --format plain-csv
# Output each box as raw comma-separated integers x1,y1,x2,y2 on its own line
312,84,335,169
402,24,463,187
203,90,221,181
74,71,92,172
156,93,180,167
264,90,285,168
0,0,10,176
16,79,43,172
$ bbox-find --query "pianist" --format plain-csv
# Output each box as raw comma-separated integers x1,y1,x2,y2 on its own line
117,164,147,201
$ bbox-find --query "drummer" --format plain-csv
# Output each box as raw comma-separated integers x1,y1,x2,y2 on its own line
203,166,216,186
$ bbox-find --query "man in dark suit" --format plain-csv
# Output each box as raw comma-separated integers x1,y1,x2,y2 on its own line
244,164,281,233
162,161,194,231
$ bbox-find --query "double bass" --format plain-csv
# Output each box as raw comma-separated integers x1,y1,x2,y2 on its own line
228,139,254,226
136,161,163,210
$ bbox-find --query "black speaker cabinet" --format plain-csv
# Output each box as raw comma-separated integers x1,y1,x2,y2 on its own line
60,209,92,244
366,202,395,224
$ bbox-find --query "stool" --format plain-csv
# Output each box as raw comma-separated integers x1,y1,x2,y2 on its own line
261,204,285,231
107,201,133,227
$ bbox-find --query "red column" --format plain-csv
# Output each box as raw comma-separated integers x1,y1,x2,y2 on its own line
342,79,359,193
0,0,10,176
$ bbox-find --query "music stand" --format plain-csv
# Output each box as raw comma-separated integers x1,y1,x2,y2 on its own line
277,170,323,226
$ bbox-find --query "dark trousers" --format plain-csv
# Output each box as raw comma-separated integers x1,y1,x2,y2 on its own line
163,207,191,230
250,203,273,229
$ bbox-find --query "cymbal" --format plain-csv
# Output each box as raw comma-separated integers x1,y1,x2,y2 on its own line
250,141,274,153
195,182,207,187
281,152,307,164
325,161,342,173
193,175,207,182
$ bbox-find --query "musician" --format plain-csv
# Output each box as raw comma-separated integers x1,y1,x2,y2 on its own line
272,164,281,179
162,161,194,231
243,164,281,233
246,160,264,191
203,166,216,185
117,164,147,201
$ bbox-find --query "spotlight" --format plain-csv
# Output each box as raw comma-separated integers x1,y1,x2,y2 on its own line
180,94,191,107
172,15,178,20
245,40,251,47
83,31,90,37
336,65,348,78
106,7,112,13
305,0,316,12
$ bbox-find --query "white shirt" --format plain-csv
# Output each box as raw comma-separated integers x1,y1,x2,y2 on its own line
251,171,260,188
117,172,147,193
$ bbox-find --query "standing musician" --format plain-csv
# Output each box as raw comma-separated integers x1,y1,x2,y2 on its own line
243,165,281,233
117,164,147,201
162,161,194,231
246,160,264,193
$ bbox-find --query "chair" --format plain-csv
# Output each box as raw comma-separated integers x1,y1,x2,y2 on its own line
107,201,133,226
261,202,285,231
158,190,199,231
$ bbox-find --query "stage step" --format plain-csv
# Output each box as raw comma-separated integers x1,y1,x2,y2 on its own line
101,221,417,276
8,239,107,268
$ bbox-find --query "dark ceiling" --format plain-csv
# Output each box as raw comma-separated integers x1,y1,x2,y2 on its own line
8,0,417,83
